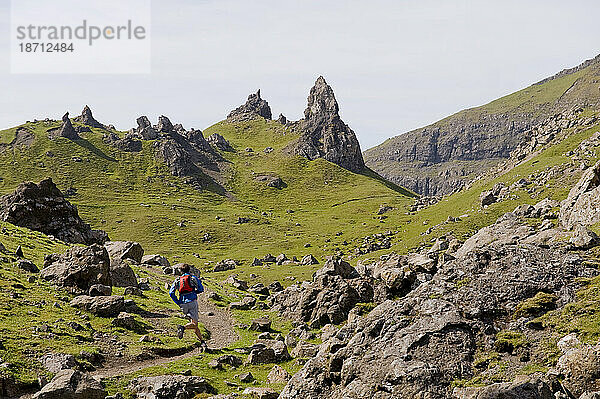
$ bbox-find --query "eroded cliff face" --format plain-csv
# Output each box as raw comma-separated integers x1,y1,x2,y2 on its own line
364,55,600,196
288,76,365,173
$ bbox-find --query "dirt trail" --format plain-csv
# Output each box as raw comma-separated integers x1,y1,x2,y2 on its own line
91,292,238,380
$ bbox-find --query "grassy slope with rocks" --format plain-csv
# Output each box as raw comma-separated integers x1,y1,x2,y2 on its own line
2,90,600,396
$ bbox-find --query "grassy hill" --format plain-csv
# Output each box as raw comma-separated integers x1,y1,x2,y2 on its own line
1,95,600,397
364,54,600,196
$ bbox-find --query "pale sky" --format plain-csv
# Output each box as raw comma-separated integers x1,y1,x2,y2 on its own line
1,0,599,149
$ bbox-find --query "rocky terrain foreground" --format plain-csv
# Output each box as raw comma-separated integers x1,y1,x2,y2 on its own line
1,63,600,399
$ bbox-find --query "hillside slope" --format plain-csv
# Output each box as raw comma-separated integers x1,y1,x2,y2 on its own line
364,54,600,196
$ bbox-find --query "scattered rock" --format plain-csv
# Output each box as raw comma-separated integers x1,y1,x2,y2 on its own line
300,254,319,265
214,259,238,272
16,259,38,273
88,284,112,297
69,295,124,317
452,377,553,399
141,254,170,268
229,296,256,310
40,353,77,374
249,317,272,332
266,365,291,384
129,375,215,399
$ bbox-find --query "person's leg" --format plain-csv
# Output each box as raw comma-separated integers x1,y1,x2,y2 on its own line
185,318,203,340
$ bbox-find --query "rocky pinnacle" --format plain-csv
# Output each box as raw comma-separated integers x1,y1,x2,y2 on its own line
289,76,365,173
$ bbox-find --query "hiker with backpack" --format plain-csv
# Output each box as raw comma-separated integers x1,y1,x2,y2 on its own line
169,263,208,351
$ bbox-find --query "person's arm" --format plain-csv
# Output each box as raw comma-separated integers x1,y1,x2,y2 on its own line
194,276,204,293
169,279,181,305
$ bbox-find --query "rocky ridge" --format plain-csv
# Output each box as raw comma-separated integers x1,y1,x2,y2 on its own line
364,54,600,196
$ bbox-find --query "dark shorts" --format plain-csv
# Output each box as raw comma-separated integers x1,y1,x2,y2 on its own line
180,300,199,321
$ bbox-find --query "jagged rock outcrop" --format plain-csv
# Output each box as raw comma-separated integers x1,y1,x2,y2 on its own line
0,178,108,245
227,90,272,122
73,105,104,128
560,161,600,229
279,212,598,398
103,131,142,152
57,112,80,140
288,76,365,173
130,116,159,140
270,258,373,328
364,55,600,196
207,133,234,151
41,245,112,293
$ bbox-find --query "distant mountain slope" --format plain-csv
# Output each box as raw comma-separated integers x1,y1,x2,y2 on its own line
364,54,600,196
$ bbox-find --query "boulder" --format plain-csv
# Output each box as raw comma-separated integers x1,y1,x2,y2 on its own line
104,241,144,263
290,341,319,358
277,114,287,125
111,312,138,330
249,317,272,332
268,281,284,293
229,296,256,310
224,275,248,290
238,372,254,383
266,365,291,384
40,353,77,374
129,375,215,399
132,116,159,140
227,89,272,122
214,259,237,272
452,377,553,398
88,284,112,297
255,175,285,189
560,161,600,228
0,178,108,245
208,355,242,369
33,369,105,399
301,254,319,265
249,283,270,296
480,190,497,206
271,258,371,328
69,295,124,317
569,224,599,249
41,245,111,293
241,387,279,399
248,339,290,364
17,259,39,273
556,343,600,396
109,259,138,288
141,254,170,268
275,254,288,265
